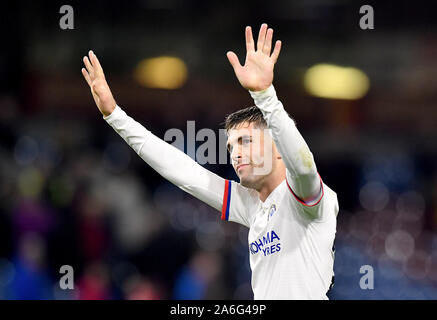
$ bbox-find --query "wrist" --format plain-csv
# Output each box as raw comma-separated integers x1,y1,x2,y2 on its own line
249,84,276,100
247,82,272,92
103,104,119,120
102,103,116,117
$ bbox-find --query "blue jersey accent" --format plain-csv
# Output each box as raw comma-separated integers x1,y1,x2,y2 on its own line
225,180,231,221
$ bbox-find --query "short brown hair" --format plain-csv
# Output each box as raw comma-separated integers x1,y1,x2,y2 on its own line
223,106,267,132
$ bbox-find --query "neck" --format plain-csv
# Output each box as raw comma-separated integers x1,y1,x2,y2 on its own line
257,163,286,202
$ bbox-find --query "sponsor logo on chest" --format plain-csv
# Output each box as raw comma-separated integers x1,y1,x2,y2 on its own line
249,229,281,257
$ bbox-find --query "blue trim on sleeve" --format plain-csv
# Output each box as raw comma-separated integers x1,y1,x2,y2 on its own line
225,180,232,220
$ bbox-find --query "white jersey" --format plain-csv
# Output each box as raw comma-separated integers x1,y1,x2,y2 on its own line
222,177,338,299
104,84,339,300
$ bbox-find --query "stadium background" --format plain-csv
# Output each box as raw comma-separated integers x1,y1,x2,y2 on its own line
1,0,437,299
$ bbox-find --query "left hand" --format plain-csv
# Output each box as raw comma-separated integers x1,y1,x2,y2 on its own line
227,23,282,92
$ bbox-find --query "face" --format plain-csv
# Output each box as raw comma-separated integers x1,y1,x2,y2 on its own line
226,121,279,189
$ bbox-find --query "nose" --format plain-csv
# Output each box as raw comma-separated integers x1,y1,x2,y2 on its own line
231,147,242,164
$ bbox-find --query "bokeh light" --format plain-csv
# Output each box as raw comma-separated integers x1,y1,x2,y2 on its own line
134,56,188,89
303,64,369,100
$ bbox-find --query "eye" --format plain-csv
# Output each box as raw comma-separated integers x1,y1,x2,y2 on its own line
242,137,252,145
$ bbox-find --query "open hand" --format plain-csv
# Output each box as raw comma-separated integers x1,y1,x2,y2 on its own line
227,24,282,92
81,51,116,117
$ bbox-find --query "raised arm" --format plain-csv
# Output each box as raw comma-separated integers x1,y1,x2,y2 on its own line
227,24,322,206
81,51,226,211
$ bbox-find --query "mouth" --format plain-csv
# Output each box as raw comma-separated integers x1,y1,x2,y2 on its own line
236,164,249,172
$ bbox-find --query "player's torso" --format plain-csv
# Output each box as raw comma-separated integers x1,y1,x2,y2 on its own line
247,180,336,299
247,180,302,266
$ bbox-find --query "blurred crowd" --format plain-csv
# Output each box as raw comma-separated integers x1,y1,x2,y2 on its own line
0,95,253,299
1,90,437,299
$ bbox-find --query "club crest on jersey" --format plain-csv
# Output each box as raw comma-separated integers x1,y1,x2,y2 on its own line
267,204,276,221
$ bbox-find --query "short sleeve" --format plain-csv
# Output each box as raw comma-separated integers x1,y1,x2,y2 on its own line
221,180,257,228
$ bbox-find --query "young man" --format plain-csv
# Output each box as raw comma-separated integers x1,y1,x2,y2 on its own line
81,24,339,300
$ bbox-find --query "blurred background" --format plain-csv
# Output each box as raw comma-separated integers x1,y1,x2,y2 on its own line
1,0,437,299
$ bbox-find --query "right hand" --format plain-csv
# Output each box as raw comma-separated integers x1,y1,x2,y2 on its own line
81,50,116,117
226,24,281,92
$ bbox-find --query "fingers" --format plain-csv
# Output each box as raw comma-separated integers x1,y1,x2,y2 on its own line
271,40,282,63
245,26,255,53
89,50,104,77
83,55,94,79
81,68,91,86
256,23,268,52
263,28,273,55
83,50,104,81
226,51,242,73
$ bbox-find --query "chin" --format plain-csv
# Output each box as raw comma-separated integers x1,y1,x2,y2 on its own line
239,178,251,188
239,175,261,189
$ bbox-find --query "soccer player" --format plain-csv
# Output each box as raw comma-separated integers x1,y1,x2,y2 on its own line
81,24,339,300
